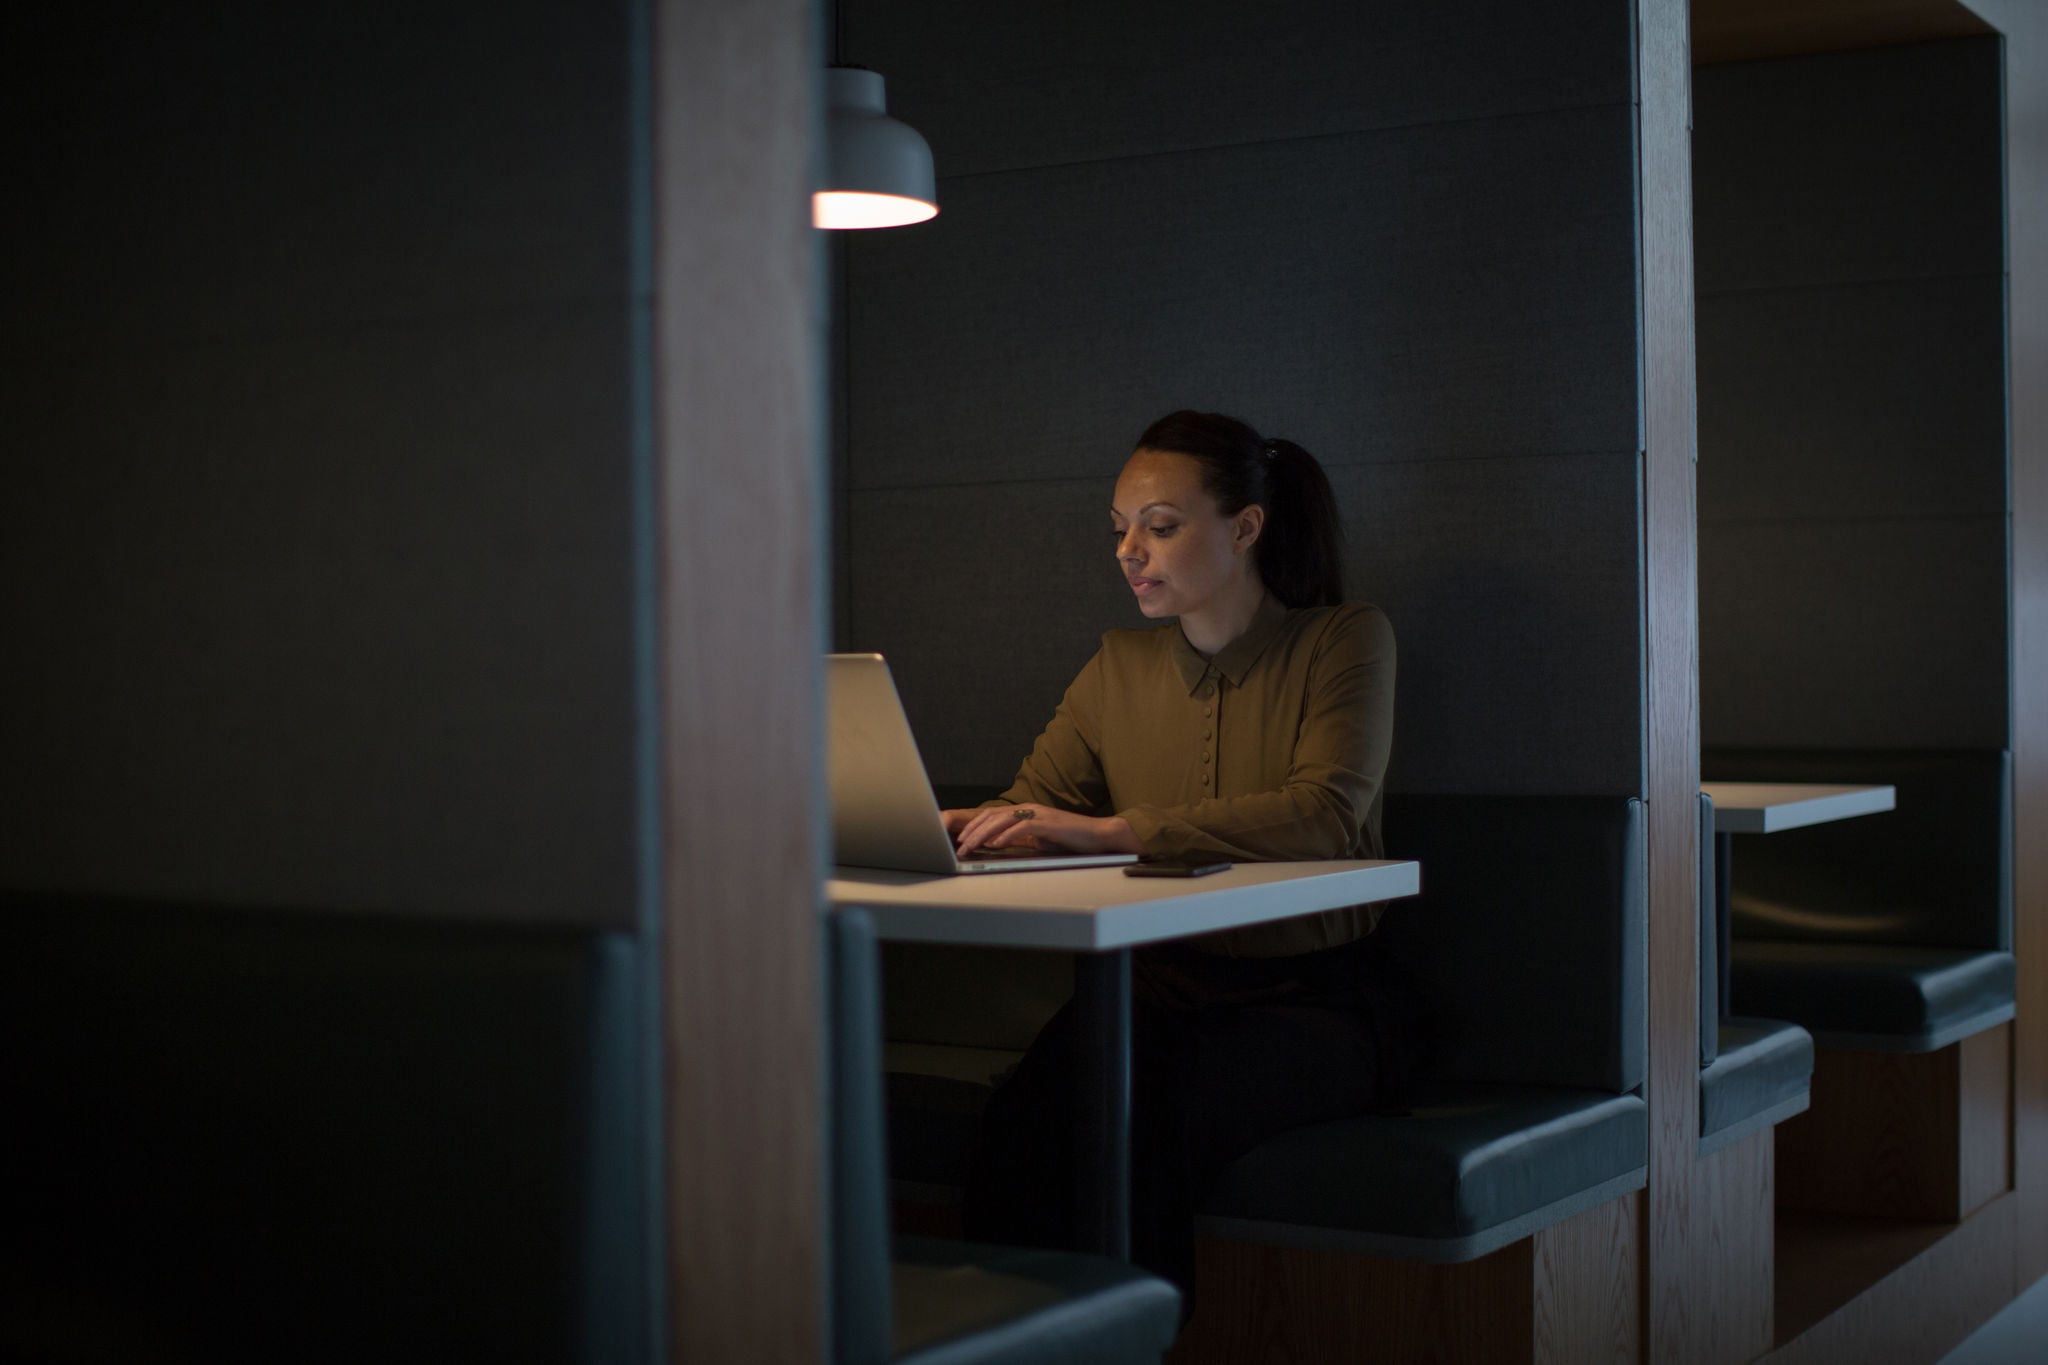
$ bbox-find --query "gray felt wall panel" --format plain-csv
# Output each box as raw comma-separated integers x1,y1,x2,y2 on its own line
846,106,1641,492
5,1,634,350
1694,37,2009,756
1699,516,2009,750
846,479,1138,792
1694,38,2004,295
1697,275,2008,524
1339,453,1644,795
848,449,1642,795
1,311,639,925
2,1,642,928
841,0,1633,179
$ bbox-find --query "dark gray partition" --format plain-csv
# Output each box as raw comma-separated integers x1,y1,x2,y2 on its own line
1,3,661,1357
843,0,1634,180
836,0,1649,797
0,0,646,927
1694,37,2009,752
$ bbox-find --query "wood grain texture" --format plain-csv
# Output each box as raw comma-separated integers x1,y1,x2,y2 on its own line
1777,1045,1957,1220
1532,1191,1641,1364
1692,1131,1775,1364
1774,1209,1958,1345
1956,0,2048,1291
1776,1034,2011,1223
1639,0,1705,1362
654,1,825,1362
1693,0,1992,65
1174,1237,1535,1365
1171,1195,1640,1364
1766,1196,2017,1365
1959,1022,2015,1219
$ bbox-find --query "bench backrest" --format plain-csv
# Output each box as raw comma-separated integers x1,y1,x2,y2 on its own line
1700,791,1719,1065
1701,748,2011,951
1375,795,1646,1094
0,893,650,1365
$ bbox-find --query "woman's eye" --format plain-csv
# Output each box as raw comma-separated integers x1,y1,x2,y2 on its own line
1150,523,1179,537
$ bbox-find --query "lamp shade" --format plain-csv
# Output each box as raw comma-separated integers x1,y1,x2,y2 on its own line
814,67,937,229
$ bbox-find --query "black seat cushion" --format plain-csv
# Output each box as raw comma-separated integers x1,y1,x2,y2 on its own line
1730,940,2015,1052
892,1237,1180,1365
1196,1083,1647,1264
1700,1018,1813,1155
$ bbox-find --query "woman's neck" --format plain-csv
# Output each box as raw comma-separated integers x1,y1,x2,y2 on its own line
1180,574,1269,656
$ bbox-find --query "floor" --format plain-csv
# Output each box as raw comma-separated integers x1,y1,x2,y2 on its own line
1940,1270,2048,1364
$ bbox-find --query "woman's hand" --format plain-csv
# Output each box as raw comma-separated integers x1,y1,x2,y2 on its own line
945,804,1143,858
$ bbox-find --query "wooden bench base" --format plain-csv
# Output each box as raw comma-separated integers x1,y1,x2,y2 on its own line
1776,1024,2011,1222
1169,1192,1641,1365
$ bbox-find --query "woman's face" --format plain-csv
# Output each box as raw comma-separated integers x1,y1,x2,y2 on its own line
1111,448,1261,621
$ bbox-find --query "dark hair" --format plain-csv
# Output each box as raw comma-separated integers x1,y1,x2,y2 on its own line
1132,410,1346,609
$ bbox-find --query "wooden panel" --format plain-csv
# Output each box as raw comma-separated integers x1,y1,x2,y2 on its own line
1776,1031,2011,1227
1959,1023,2016,1219
1775,1209,1958,1345
1692,0,1992,65
1964,0,2048,1287
655,0,824,1362
1175,1237,1535,1365
1778,1046,1963,1220
1693,1131,1775,1364
1767,1196,2017,1364
1638,2,1705,1364
1532,1192,1641,1364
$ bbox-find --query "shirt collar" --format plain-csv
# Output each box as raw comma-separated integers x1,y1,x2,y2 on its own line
1168,592,1292,694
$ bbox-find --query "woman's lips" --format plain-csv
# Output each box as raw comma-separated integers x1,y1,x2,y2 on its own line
1129,578,1161,596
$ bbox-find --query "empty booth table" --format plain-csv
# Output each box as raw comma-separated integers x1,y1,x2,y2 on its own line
1699,782,1896,1020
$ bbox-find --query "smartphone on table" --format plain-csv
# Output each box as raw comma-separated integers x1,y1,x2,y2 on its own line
1123,856,1232,878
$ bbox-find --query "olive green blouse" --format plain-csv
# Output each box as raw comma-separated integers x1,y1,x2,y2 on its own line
989,593,1397,958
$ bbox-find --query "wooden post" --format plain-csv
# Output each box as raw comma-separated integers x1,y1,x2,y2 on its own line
654,0,827,1361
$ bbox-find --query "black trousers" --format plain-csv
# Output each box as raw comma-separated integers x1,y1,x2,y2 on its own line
959,932,1419,1319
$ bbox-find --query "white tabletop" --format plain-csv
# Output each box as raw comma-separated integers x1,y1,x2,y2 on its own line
1701,781,1896,835
827,859,1421,951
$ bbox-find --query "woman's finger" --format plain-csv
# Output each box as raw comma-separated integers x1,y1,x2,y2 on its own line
962,804,1034,851
955,807,1008,851
982,807,1049,850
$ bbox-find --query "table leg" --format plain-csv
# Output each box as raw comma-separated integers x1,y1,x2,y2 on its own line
1072,949,1132,1261
1716,831,1734,1023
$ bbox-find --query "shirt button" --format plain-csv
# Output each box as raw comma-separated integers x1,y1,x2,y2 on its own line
1203,707,1212,718
1202,752,1211,764
1204,729,1213,740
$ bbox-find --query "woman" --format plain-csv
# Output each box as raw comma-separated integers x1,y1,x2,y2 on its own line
947,410,1414,1317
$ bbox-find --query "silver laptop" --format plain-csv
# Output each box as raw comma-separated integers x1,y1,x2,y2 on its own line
827,654,1138,874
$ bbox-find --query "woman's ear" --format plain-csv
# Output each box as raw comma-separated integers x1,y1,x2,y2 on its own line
1235,504,1265,554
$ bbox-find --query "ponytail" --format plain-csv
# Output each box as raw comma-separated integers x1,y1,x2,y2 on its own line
1256,437,1346,608
1131,411,1347,609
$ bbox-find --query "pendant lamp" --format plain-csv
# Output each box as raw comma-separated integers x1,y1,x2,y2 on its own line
814,67,938,230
